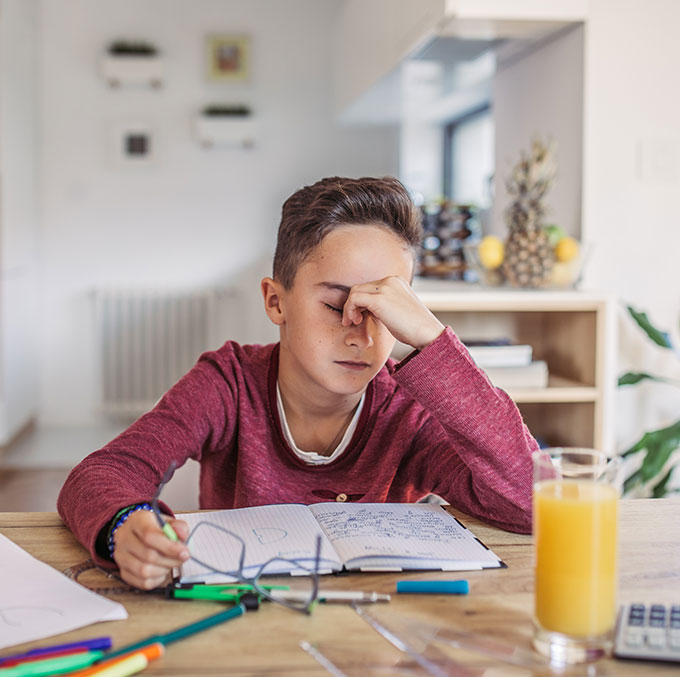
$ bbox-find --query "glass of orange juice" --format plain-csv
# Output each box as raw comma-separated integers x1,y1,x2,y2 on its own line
533,448,621,664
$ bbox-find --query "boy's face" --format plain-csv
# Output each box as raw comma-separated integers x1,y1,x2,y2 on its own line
264,224,414,401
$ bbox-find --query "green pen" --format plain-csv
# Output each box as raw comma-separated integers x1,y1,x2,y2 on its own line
152,462,181,542
0,650,104,677
159,519,179,542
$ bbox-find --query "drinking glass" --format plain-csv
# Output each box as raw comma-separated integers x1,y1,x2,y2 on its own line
532,448,621,664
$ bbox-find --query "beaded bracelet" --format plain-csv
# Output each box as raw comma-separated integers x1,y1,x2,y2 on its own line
107,502,153,558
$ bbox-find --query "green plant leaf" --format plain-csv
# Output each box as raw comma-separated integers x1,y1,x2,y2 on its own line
621,435,648,457
617,372,680,387
631,420,680,483
619,372,659,386
623,467,643,494
651,467,675,498
627,306,674,349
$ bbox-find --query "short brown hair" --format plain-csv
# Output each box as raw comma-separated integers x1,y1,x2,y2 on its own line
273,176,422,288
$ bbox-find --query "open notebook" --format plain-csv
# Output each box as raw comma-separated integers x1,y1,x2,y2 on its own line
178,502,504,584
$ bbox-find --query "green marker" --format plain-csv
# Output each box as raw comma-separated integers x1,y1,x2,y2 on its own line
152,461,182,544
172,587,242,602
160,520,179,542
0,650,104,677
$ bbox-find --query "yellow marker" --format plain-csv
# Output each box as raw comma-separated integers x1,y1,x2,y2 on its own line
82,652,148,677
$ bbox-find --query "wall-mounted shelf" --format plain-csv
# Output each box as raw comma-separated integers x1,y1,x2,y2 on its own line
193,114,256,149
413,279,616,451
101,41,164,88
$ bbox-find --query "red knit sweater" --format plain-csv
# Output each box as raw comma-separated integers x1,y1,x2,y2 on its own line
58,327,536,567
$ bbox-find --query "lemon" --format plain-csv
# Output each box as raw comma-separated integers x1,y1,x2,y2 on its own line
555,236,579,263
478,236,504,270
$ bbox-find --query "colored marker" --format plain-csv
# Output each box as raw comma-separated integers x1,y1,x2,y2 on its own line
0,651,105,677
0,649,90,669
171,587,242,602
0,638,112,666
160,520,179,542
68,644,163,677
396,580,469,595
78,652,147,677
102,603,246,661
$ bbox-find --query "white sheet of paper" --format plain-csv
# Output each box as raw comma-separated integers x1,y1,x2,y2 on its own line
0,533,127,651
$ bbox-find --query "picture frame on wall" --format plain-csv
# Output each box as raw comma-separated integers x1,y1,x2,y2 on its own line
111,121,157,167
205,34,251,83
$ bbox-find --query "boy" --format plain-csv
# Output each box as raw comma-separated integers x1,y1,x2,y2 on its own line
58,176,536,590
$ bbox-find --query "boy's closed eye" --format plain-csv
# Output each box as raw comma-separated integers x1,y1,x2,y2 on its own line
324,302,343,314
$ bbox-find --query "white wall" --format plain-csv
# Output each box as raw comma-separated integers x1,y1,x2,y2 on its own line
0,0,40,445
492,25,584,238
38,0,399,426
582,0,680,468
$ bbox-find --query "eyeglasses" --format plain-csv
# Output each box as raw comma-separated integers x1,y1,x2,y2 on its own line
151,462,321,614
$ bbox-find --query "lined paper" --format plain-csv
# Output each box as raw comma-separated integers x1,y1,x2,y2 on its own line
309,503,502,570
178,503,502,583
179,504,342,583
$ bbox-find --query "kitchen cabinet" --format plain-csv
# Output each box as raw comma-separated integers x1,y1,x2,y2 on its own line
333,0,587,117
412,279,615,451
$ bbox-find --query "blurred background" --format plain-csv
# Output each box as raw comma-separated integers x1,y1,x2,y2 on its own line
1,0,679,510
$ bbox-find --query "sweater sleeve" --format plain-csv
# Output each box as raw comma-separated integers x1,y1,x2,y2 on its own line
57,355,234,567
392,326,537,533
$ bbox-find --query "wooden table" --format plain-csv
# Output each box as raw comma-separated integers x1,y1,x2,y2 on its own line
1,500,679,675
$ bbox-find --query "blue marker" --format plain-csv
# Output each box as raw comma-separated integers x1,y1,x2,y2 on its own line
396,580,469,595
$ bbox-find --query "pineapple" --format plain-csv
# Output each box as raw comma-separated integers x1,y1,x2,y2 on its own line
502,139,556,288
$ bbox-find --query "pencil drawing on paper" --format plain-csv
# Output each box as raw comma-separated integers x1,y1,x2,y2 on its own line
252,527,288,544
0,605,65,626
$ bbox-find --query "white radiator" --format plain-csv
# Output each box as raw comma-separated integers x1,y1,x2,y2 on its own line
94,288,220,417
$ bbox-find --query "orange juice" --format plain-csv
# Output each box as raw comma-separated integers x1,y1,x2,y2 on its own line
534,480,618,637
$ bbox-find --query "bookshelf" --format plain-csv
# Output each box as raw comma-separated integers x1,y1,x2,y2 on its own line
412,280,616,452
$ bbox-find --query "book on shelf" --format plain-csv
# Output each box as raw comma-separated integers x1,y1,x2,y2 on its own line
483,360,549,390
178,502,504,584
462,338,533,368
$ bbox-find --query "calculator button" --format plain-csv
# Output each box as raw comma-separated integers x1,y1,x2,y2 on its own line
669,632,680,650
651,604,666,613
647,630,667,649
628,616,644,626
649,617,666,627
624,630,644,647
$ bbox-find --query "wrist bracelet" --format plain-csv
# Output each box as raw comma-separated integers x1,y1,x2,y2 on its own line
107,502,153,559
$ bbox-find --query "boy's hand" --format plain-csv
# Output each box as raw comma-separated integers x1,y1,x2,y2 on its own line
112,510,190,590
342,276,445,351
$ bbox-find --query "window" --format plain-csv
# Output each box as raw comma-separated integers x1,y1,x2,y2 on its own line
444,106,494,208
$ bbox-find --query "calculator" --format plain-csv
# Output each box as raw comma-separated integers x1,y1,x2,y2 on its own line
614,603,680,662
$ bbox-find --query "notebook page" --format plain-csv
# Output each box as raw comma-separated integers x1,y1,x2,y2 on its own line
178,504,342,583
309,503,501,570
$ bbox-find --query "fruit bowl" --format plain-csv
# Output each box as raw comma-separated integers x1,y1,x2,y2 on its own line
463,239,587,289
